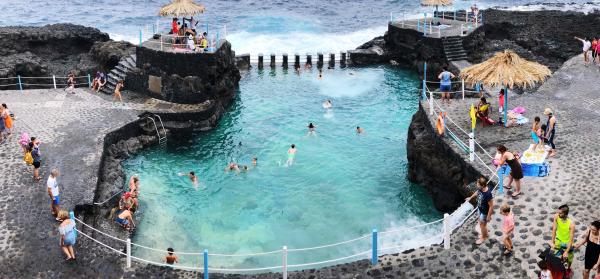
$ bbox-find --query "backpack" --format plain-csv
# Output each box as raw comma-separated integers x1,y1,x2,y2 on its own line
24,151,33,165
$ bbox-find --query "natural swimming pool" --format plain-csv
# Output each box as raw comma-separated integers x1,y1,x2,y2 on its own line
123,66,442,269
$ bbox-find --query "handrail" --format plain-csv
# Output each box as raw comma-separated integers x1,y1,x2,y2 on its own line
69,79,509,275
93,190,124,205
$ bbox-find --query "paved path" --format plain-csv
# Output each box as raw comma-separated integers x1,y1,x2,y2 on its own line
367,55,600,278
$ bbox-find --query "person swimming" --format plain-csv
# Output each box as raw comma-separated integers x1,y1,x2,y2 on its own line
252,157,257,166
286,144,296,166
322,100,332,109
307,122,316,136
240,165,249,172
356,126,365,134
178,171,199,189
225,162,240,172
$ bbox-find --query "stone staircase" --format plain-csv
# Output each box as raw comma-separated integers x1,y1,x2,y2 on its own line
442,36,468,62
100,54,136,95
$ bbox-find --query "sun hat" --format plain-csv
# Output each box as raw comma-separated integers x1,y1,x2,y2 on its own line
543,108,553,115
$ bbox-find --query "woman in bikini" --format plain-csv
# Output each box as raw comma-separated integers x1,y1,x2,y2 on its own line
575,220,600,279
496,145,524,197
114,80,124,103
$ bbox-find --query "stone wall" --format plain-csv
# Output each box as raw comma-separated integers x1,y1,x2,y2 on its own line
350,24,447,80
406,103,481,212
126,41,241,104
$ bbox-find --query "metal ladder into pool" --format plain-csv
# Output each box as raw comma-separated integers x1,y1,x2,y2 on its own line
146,114,167,147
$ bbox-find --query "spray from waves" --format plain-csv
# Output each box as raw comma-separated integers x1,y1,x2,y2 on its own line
226,25,387,57
497,1,600,14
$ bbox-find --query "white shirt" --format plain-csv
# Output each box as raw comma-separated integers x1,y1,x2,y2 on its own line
539,270,551,279
47,176,59,197
583,40,591,51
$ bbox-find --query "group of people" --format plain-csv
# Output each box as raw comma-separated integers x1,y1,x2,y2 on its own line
170,18,209,52
469,173,600,278
91,71,107,93
575,36,600,66
0,103,13,144
111,175,141,231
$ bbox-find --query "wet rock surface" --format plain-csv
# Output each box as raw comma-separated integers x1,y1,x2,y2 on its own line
463,9,600,71
0,24,134,85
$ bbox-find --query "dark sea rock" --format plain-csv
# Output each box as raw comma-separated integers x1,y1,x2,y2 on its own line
406,104,480,212
0,23,134,82
126,41,240,105
464,9,600,71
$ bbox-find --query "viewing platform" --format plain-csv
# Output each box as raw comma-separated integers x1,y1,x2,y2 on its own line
390,10,483,38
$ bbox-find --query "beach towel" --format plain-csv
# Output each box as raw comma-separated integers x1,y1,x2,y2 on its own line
512,106,526,114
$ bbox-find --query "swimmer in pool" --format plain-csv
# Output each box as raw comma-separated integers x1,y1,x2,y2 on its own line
178,171,199,189
322,100,332,109
318,69,323,80
240,165,250,172
225,162,240,172
307,122,316,136
252,157,257,166
356,126,365,134
286,144,296,166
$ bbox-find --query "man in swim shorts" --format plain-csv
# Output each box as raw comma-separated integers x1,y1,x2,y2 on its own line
552,204,575,268
47,169,60,220
438,67,455,104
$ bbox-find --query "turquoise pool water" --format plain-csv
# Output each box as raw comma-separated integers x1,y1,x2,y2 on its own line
124,66,442,269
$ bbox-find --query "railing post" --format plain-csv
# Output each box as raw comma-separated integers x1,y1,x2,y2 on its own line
17,75,22,92
282,246,288,279
53,75,57,89
469,132,475,161
203,249,209,279
402,12,405,28
417,18,420,32
87,74,91,88
126,238,131,268
461,79,465,99
498,168,504,194
390,12,393,23
69,211,76,237
160,35,163,51
371,229,378,266
443,213,451,249
453,10,456,21
139,29,142,47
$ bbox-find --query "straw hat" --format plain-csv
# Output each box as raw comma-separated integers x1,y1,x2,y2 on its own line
543,108,553,115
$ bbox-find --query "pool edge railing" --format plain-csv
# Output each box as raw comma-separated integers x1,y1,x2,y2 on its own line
0,74,93,91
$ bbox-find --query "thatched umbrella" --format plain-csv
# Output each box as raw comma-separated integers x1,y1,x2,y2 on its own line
159,0,205,17
421,0,453,11
460,50,551,127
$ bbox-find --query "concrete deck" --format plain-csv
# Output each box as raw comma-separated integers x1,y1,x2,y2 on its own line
391,17,480,38
366,55,600,278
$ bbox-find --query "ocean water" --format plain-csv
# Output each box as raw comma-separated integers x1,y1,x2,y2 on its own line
1,0,598,57
123,66,442,269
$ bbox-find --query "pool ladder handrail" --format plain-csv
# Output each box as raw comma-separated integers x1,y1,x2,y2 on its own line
146,114,167,147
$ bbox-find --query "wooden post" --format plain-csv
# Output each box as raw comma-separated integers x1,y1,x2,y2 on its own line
340,52,347,67
306,54,312,66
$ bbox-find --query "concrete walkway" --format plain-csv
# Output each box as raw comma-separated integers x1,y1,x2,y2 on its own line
368,55,600,278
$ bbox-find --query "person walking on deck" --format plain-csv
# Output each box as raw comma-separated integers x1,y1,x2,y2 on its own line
438,67,455,104
543,108,557,157
496,145,523,197
575,36,592,65
465,177,493,245
47,169,61,220
575,220,600,279
57,210,77,261
551,204,575,269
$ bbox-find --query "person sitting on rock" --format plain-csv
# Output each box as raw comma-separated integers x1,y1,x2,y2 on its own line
115,209,135,231
96,73,107,92
65,73,76,93
91,71,101,90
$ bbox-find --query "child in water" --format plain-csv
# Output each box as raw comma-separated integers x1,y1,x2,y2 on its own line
307,123,316,136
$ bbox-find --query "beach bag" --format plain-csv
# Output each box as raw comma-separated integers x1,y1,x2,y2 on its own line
24,151,33,165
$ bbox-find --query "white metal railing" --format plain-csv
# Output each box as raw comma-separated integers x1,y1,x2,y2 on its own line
389,10,483,37
65,69,507,277
0,74,93,91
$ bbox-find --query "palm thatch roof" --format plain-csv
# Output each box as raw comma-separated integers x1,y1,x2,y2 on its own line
459,50,551,89
159,0,205,17
421,0,453,7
